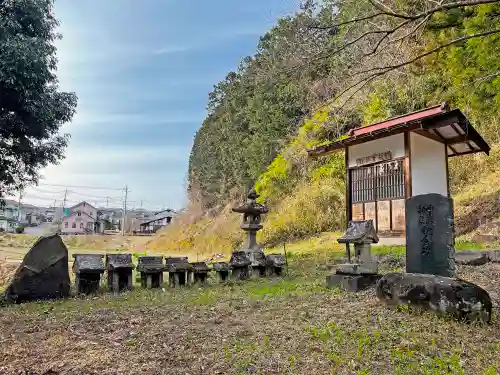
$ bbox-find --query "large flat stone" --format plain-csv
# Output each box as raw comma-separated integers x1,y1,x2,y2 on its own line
455,250,490,266
376,272,492,322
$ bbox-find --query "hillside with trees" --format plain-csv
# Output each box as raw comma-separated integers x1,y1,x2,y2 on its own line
149,0,500,253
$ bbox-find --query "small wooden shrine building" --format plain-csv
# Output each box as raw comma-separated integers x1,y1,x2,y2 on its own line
307,102,490,238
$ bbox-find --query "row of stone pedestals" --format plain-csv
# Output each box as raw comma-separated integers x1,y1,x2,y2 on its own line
72,252,286,295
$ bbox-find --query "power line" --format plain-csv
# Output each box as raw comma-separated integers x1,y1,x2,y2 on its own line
38,183,124,191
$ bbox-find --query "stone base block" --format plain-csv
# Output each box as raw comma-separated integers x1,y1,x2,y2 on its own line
336,262,378,275
455,251,490,266
326,274,380,292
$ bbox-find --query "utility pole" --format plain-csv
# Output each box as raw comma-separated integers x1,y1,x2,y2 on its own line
106,196,109,208
58,189,68,232
122,185,128,236
17,189,23,223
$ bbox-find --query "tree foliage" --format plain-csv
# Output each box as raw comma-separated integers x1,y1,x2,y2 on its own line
188,0,500,211
0,0,77,198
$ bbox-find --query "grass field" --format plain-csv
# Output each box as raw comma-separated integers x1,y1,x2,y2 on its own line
0,252,499,375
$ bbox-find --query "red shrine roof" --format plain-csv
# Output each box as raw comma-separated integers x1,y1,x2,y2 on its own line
307,102,491,158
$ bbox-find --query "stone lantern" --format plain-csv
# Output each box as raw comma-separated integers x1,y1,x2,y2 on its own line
230,189,269,278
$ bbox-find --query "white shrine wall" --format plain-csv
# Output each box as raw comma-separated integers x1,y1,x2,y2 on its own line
410,132,448,197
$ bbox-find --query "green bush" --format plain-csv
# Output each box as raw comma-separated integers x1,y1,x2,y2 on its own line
15,226,25,234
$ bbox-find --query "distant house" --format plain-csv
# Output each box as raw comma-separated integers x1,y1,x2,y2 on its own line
0,200,27,232
138,209,175,234
99,208,123,231
60,201,103,235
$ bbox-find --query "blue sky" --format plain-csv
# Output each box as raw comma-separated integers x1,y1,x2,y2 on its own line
21,0,299,210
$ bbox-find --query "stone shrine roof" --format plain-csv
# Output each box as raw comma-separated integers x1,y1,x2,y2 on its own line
337,220,379,244
137,256,165,272
229,251,251,268
72,254,105,274
266,254,286,267
191,262,210,272
165,257,193,272
212,262,229,272
106,254,135,270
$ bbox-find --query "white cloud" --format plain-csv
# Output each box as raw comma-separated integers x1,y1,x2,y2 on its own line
152,46,190,55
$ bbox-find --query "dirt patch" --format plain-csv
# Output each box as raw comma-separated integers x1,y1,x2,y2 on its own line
0,260,18,286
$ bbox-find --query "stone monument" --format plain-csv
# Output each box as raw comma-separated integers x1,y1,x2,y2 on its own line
137,256,165,289
230,189,269,278
406,193,456,277
165,257,193,287
106,254,135,293
4,234,71,303
326,220,380,291
73,254,105,294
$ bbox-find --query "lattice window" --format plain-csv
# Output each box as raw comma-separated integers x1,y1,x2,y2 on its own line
351,160,405,203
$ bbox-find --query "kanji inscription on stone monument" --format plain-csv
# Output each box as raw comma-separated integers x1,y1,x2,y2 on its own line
406,194,455,277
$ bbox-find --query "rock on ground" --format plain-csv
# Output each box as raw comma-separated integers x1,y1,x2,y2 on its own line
3,234,70,303
376,272,492,322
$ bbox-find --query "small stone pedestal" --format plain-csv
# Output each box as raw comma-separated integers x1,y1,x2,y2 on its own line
212,262,229,282
266,254,286,276
106,254,135,293
247,251,267,278
73,254,105,294
191,262,210,285
327,220,380,292
229,251,251,280
166,257,193,287
137,256,165,289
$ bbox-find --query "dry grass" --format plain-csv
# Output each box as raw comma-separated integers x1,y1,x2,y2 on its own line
0,254,499,375
145,201,242,257
0,234,152,262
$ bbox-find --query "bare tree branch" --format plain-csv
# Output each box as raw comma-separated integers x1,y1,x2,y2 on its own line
308,0,500,29
351,28,500,77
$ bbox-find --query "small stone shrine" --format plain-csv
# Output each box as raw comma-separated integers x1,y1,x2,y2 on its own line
191,262,210,284
4,234,71,303
212,262,230,282
165,257,193,287
229,251,251,280
406,193,455,277
266,254,286,276
326,220,380,292
231,188,269,278
72,254,105,294
106,254,134,293
137,256,165,289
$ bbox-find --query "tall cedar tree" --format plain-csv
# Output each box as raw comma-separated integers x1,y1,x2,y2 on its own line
0,0,77,199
